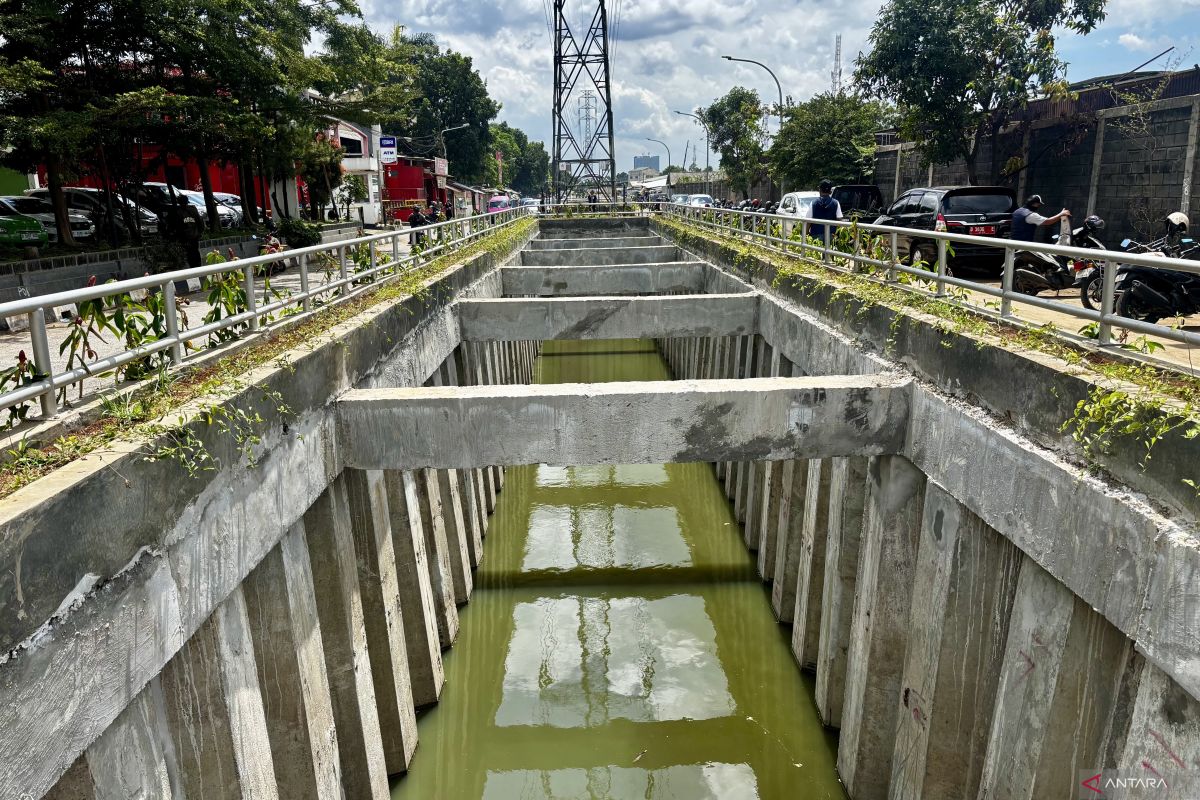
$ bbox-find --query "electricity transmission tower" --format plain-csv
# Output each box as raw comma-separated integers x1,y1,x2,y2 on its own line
831,34,843,94
552,0,617,201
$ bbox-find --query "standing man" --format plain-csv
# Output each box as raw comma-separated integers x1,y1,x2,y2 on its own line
175,195,203,269
1012,194,1070,242
810,179,842,243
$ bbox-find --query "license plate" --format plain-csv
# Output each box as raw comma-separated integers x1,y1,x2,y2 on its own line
20,231,39,241
969,225,996,235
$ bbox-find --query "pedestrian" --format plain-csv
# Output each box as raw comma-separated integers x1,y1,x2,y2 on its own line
810,179,843,243
1012,194,1070,242
409,205,427,247
174,195,203,269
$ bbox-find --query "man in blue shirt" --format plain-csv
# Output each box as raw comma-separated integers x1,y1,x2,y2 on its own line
811,179,842,243
1012,194,1070,242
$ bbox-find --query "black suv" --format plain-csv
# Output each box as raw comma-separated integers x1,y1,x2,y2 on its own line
873,186,1015,270
832,184,884,221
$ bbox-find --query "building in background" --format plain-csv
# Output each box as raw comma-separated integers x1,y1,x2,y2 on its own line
330,120,382,225
629,166,659,182
633,154,660,172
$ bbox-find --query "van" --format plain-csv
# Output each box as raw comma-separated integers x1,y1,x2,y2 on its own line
487,196,511,213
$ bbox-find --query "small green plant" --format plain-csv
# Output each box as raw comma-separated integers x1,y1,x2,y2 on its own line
279,218,322,248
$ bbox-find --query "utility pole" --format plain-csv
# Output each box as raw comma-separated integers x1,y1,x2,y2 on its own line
552,1,617,202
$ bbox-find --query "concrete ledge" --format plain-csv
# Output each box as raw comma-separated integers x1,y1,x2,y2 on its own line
500,263,709,296
519,244,680,266
457,293,760,341
337,375,913,469
537,217,652,238
527,235,659,250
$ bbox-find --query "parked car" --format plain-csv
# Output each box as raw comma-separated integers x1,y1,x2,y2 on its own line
686,194,715,207
872,186,1016,270
180,190,238,228
0,203,49,249
832,184,884,221
487,196,511,213
0,196,95,242
26,187,159,238
519,197,540,214
671,194,692,205
776,191,821,237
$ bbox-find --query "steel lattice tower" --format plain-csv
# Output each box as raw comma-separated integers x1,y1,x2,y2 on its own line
552,0,617,201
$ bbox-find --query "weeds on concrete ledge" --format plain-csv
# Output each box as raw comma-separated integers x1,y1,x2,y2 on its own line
0,218,536,499
658,215,1200,489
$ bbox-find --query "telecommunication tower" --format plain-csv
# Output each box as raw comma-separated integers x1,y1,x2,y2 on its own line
552,0,617,201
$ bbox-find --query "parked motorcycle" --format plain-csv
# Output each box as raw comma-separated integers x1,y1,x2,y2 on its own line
1114,237,1200,324
1013,215,1107,297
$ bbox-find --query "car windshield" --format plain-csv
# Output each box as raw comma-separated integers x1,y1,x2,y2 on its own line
689,195,714,204
6,197,50,214
797,198,815,216
942,192,1014,215
0,201,19,216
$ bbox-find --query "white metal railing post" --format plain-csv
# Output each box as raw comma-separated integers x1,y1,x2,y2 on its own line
392,232,400,265
1099,259,1118,345
888,232,899,282
29,310,56,418
243,263,258,332
163,281,183,364
801,221,809,260
851,226,862,273
936,239,949,297
1000,247,1015,319
299,253,311,313
338,245,348,295
823,225,831,264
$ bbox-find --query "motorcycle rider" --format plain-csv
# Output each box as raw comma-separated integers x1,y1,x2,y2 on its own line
1012,194,1070,242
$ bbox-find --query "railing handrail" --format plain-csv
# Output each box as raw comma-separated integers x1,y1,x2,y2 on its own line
0,208,524,319
1,206,532,422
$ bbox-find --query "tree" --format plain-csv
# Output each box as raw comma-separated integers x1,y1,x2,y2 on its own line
855,0,1105,184
700,88,767,198
768,92,892,189
484,124,520,187
388,33,499,182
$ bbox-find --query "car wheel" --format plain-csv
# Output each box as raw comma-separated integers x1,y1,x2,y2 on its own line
908,243,930,270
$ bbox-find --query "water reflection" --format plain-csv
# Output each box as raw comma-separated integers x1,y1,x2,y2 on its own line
483,762,759,799
496,594,733,728
523,506,689,571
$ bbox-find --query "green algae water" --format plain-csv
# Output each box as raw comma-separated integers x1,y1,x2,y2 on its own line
392,339,845,799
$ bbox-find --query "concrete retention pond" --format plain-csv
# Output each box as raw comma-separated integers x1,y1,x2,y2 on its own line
2,216,1198,800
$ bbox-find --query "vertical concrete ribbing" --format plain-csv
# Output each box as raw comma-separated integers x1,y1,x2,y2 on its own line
1113,663,1200,798
977,557,1075,800
442,357,484,564
417,468,461,647
384,470,445,707
791,458,832,667
815,456,868,728
344,469,419,774
770,459,801,617
744,340,775,551
838,455,926,800
755,351,786,579
86,679,180,800
158,587,280,800
888,484,1020,800
242,529,342,798
725,335,745,497
303,479,391,800
734,335,759,519
427,363,474,601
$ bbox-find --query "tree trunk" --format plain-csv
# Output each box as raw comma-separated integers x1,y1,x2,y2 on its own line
46,154,77,247
238,161,256,224
197,156,221,233
987,123,1003,185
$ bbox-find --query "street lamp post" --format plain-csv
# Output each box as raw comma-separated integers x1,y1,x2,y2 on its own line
645,137,672,196
674,110,710,198
439,123,470,159
722,55,786,197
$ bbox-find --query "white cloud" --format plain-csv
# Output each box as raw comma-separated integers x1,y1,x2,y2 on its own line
1118,32,1152,51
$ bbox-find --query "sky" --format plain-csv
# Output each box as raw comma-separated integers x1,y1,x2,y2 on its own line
359,0,1200,174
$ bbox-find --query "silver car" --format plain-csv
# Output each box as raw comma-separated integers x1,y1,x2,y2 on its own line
0,196,95,242
26,187,158,237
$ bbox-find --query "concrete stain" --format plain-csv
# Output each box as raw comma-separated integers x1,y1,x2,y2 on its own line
390,339,845,800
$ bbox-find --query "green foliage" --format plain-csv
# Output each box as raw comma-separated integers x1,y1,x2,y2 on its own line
768,92,892,189
700,88,767,198
855,0,1104,183
279,218,322,248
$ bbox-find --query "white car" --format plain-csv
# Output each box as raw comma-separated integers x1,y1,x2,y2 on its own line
686,194,715,207
671,194,692,205
0,196,95,242
777,191,822,237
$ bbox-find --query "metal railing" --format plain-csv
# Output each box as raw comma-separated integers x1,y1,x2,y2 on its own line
0,206,531,421
660,202,1200,356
